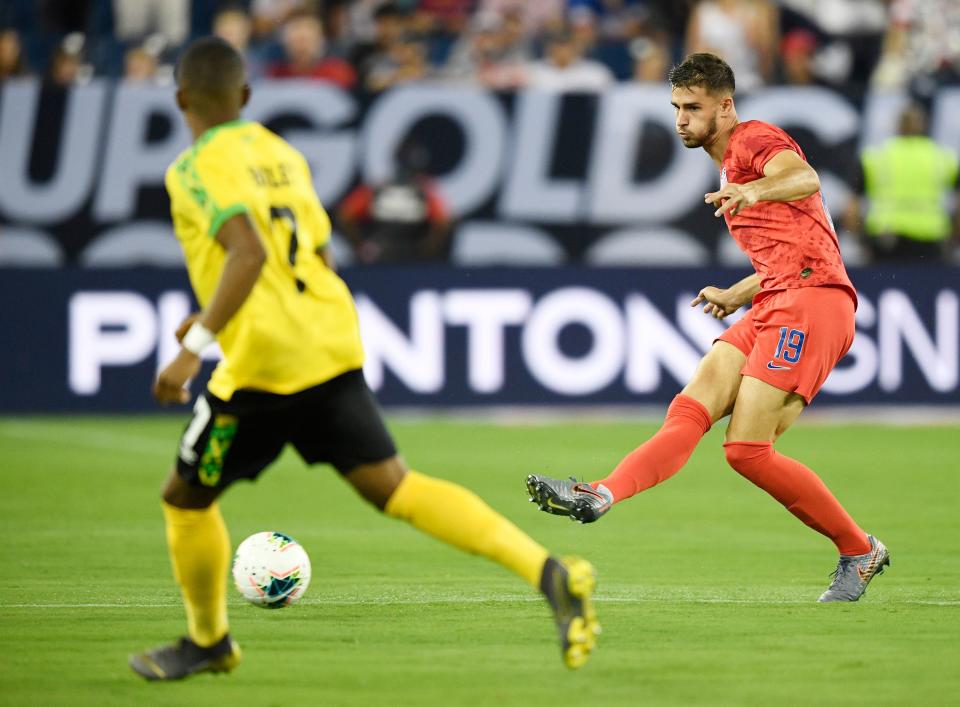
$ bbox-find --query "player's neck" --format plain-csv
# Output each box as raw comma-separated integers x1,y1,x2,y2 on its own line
187,112,243,141
704,116,740,166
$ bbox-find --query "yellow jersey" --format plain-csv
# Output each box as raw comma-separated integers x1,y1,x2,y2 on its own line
165,120,364,400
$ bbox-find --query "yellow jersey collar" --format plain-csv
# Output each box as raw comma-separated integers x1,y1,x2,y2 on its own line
196,119,250,146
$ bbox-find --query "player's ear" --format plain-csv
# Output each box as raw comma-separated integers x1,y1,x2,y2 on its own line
175,88,188,112
240,84,251,109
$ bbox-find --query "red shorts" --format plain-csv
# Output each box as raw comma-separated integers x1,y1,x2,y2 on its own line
717,287,855,403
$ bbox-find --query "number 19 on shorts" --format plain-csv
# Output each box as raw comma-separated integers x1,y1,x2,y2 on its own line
774,327,805,364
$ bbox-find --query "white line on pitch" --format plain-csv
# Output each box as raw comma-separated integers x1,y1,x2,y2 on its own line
2,598,957,609
0,423,172,457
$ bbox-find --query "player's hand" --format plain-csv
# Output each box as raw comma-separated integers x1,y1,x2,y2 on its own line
174,312,201,343
691,286,741,319
705,183,758,217
153,349,201,405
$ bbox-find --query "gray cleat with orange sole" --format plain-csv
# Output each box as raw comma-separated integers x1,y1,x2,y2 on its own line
818,535,890,602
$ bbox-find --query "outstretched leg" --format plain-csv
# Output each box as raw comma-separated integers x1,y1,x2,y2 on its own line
346,458,600,668
527,341,744,523
607,340,747,495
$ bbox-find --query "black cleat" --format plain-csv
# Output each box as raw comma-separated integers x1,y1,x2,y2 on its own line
526,474,613,523
540,556,600,669
129,633,241,681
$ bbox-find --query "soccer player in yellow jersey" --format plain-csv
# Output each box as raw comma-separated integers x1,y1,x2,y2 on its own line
128,37,599,681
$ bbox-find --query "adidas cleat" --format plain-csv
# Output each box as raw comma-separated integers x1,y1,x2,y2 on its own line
526,474,613,523
818,535,890,602
540,556,600,669
129,634,241,681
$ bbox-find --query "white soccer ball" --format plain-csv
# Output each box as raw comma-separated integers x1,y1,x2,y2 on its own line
232,531,311,608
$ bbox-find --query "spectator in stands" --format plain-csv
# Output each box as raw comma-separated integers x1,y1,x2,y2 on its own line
569,0,646,43
46,33,87,86
643,0,694,45
123,45,158,83
267,10,356,88
630,35,669,83
213,6,264,79
844,103,959,263
685,0,778,92
414,0,477,35
871,0,960,93
568,7,600,58
570,4,649,80
444,11,528,89
338,140,452,264
365,34,432,91
779,28,819,85
779,0,887,87
112,0,189,46
0,28,30,80
478,0,565,36
499,8,535,67
321,0,353,46
350,3,407,88
343,0,390,45
525,28,614,91
251,0,312,41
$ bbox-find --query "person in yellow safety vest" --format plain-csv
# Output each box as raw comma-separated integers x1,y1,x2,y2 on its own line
844,103,959,263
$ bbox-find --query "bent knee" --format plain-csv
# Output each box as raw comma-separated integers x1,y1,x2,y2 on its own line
346,456,408,511
723,441,773,475
682,344,745,420
161,468,219,509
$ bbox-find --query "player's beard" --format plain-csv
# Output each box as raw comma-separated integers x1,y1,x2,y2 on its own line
679,115,718,148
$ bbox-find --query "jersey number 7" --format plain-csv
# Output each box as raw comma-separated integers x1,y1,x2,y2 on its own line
270,205,305,293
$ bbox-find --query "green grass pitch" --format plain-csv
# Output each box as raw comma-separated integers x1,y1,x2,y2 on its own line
1,415,958,706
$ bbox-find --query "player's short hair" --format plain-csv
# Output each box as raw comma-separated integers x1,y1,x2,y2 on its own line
668,53,735,95
175,36,245,106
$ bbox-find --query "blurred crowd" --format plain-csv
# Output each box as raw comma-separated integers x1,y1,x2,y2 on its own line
1,0,957,266
1,0,958,96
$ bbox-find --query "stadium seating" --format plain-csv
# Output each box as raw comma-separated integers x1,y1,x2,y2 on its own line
451,222,567,266
585,228,710,266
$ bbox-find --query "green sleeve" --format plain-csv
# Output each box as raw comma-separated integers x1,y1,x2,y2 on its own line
209,203,250,238
174,148,250,238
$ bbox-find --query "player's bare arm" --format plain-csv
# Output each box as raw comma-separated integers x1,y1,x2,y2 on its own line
706,150,820,217
691,273,761,319
174,215,270,342
153,213,266,405
197,213,267,332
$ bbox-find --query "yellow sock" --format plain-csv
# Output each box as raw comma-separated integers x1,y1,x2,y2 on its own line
385,470,550,589
162,501,230,647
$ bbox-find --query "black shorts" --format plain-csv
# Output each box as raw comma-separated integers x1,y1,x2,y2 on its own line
175,369,397,490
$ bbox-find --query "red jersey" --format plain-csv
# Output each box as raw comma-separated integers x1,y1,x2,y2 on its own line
721,120,855,300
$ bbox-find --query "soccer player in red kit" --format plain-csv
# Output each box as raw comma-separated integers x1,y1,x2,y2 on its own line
526,53,889,602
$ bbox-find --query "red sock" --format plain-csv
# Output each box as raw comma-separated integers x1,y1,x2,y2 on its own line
724,441,871,556
596,394,712,502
